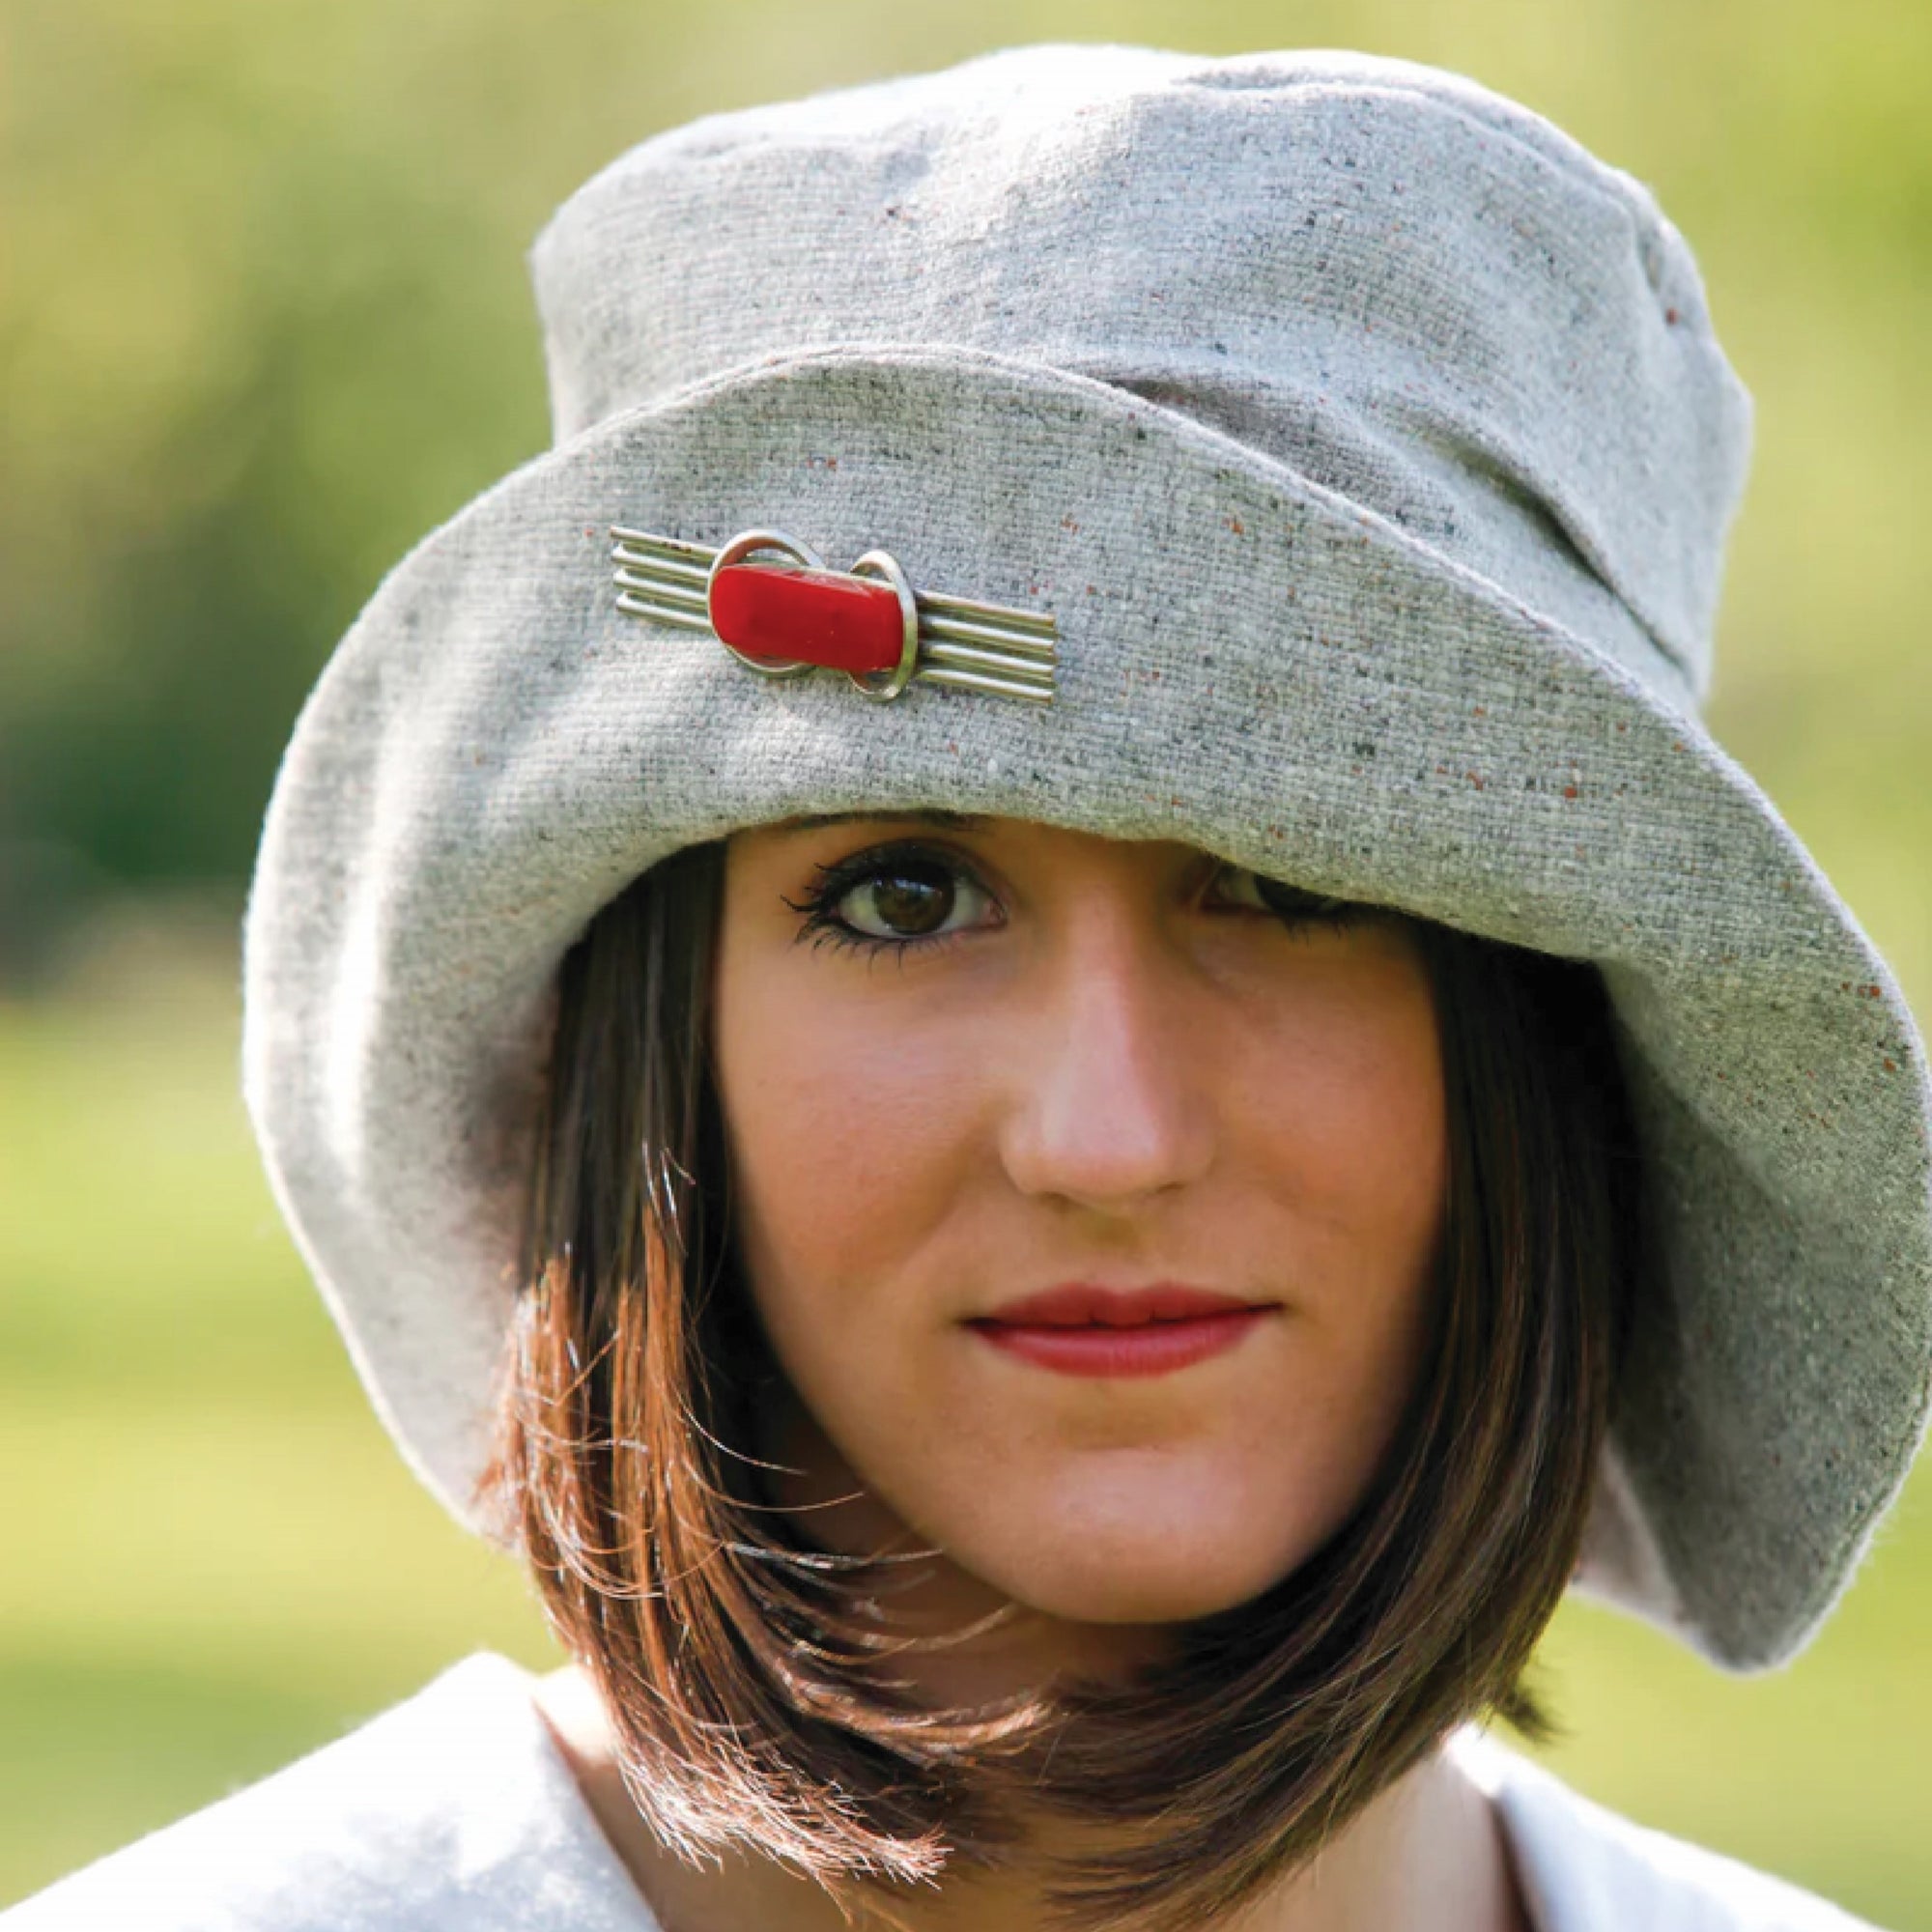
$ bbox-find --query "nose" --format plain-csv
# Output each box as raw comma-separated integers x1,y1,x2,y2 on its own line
997,904,1217,1213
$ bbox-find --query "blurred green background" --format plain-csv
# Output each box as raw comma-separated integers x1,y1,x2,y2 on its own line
2,0,1928,1918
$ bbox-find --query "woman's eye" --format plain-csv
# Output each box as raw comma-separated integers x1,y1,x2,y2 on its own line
792,845,998,950
840,862,980,939
1207,864,1358,928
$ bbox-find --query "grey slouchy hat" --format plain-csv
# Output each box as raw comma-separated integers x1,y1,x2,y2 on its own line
242,43,1932,1672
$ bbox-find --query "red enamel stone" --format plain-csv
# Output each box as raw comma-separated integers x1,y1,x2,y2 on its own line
709,562,904,673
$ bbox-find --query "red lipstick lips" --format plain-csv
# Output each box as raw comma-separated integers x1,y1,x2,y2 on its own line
967,1285,1277,1378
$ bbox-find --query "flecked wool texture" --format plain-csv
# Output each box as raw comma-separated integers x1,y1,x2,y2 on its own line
242,44,1932,1671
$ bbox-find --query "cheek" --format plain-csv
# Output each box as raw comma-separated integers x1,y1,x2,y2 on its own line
710,945,985,1354
1192,950,1448,1541
1235,955,1448,1265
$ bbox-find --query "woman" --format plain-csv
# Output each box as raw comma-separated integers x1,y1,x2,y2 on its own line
12,43,1926,1932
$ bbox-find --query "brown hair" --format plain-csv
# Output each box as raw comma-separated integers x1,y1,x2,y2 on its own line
488,838,1643,1932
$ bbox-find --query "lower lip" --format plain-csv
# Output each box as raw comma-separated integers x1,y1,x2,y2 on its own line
967,1309,1274,1378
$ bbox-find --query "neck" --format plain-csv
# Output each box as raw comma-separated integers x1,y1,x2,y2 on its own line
532,1664,1527,1932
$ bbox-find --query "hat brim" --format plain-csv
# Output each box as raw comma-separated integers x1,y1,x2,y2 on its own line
242,343,1932,1670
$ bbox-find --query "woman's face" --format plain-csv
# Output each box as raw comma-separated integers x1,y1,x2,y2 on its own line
713,815,1447,1634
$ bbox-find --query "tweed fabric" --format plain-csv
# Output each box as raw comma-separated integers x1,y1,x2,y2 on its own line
242,45,1932,1671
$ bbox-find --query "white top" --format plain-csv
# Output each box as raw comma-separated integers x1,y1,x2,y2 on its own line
3,1653,1879,1931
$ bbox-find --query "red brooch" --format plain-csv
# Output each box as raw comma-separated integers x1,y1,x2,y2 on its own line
609,526,1058,705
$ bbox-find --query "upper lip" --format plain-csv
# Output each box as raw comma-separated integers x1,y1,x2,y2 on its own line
971,1284,1276,1327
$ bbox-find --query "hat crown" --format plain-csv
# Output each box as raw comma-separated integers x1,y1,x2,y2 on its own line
532,44,1752,706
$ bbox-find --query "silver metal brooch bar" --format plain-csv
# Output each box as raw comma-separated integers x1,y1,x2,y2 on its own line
608,525,1059,705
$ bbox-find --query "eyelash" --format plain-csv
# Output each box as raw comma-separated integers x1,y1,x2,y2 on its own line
1211,868,1364,935
783,841,989,960
782,842,1367,959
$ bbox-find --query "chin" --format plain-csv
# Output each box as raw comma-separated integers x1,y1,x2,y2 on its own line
1017,1570,1269,1626
954,1505,1319,1627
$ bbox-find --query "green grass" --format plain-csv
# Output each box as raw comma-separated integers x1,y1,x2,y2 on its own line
0,960,557,1905
4,957,1929,1922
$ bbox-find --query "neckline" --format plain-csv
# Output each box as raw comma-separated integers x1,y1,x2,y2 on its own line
486,1655,1563,1932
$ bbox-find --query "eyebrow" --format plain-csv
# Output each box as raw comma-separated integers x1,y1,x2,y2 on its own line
763,809,991,838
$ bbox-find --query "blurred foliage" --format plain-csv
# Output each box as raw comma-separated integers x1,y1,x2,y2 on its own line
3,0,1930,1920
